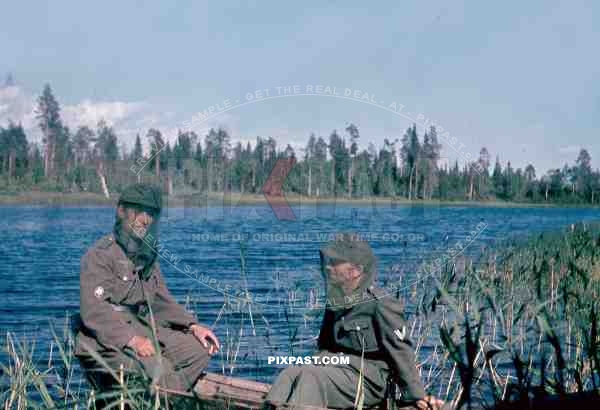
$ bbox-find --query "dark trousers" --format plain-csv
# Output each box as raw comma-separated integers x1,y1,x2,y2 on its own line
78,326,210,395
266,356,390,409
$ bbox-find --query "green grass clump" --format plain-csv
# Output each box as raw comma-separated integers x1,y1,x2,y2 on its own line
408,222,600,409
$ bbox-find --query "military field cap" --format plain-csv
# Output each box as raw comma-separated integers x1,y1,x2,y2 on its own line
118,183,162,215
319,232,375,268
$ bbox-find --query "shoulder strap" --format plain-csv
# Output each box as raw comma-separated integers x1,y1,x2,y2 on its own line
95,234,115,250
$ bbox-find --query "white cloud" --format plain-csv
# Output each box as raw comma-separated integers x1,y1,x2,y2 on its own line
0,84,308,156
61,100,146,129
0,85,36,129
0,84,164,150
235,126,307,156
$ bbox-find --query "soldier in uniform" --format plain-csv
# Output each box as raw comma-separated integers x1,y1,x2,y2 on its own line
75,183,220,406
266,233,445,410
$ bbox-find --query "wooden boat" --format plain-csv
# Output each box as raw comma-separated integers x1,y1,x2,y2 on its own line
193,372,271,409
192,372,421,410
192,374,600,410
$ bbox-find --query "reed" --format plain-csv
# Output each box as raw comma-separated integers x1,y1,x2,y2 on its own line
410,222,600,408
3,222,600,408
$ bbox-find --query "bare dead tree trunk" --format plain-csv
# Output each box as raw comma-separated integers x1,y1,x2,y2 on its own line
432,169,439,200
207,157,212,193
307,163,312,197
44,141,55,179
469,175,474,201
414,158,419,199
167,175,173,196
331,158,335,196
43,118,51,178
44,145,50,177
319,164,323,197
8,149,16,180
408,165,414,200
155,153,160,179
48,127,56,180
348,158,353,198
422,163,428,200
97,161,110,198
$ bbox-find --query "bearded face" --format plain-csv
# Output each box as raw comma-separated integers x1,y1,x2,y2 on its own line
113,203,160,279
118,205,156,242
323,262,364,295
319,234,377,310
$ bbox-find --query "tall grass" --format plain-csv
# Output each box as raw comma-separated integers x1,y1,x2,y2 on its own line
405,222,600,408
3,223,600,409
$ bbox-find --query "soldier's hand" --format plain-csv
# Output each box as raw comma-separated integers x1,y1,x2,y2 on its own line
126,336,156,357
416,395,445,410
190,324,220,355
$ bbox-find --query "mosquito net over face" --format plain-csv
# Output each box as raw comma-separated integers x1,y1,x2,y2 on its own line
319,233,377,310
113,183,162,280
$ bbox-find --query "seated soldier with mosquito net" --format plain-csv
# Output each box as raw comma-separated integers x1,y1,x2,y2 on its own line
74,183,220,408
266,233,445,410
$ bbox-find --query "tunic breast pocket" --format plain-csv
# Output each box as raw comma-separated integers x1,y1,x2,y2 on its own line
337,319,379,353
108,269,136,304
106,282,130,305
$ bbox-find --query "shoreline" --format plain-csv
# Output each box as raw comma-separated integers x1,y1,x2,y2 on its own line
0,191,597,208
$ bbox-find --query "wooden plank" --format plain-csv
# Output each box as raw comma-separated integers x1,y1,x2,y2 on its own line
193,372,421,410
191,371,600,410
194,373,272,409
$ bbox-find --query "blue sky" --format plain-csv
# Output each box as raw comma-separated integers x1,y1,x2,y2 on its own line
1,0,598,175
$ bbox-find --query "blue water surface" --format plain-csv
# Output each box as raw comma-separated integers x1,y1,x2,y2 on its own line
0,204,597,386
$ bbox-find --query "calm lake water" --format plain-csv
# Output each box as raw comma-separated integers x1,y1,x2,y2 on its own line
0,204,598,387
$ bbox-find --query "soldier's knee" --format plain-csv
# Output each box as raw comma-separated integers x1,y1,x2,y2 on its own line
136,354,175,379
178,340,211,377
190,343,211,368
269,366,308,393
294,366,323,386
145,356,187,391
284,365,304,377
266,366,305,405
